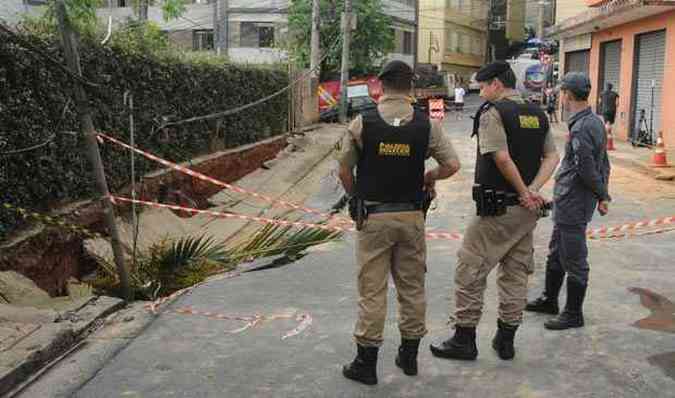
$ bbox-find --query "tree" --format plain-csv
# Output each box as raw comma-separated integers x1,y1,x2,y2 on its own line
288,0,395,80
43,0,185,28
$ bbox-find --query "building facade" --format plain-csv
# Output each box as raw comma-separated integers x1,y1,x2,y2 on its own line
418,0,488,81
548,0,675,148
97,0,416,66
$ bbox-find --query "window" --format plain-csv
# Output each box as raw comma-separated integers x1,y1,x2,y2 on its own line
240,22,276,48
259,26,275,48
23,0,48,5
193,30,214,51
403,31,413,55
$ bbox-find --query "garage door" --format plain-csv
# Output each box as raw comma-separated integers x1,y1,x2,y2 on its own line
631,30,666,142
565,50,590,74
598,40,621,112
563,50,590,120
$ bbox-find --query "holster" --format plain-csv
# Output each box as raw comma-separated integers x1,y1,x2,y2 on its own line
348,196,367,231
422,190,434,219
472,184,510,217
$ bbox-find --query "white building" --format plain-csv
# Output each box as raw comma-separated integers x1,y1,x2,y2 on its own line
97,0,417,66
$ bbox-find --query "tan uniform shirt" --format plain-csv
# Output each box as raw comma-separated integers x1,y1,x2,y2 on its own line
339,94,459,169
478,89,557,156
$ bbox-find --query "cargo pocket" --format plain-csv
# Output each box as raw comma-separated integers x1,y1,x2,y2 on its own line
455,248,485,287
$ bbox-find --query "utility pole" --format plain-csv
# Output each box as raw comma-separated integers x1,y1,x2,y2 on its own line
55,0,132,302
138,0,148,21
339,0,352,124
310,0,321,79
214,0,221,55
485,0,494,63
537,0,546,40
413,0,419,72
223,0,229,55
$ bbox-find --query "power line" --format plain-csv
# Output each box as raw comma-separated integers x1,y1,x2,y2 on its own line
0,23,100,88
160,33,343,128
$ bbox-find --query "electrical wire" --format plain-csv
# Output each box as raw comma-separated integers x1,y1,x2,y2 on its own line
0,23,100,88
159,32,343,128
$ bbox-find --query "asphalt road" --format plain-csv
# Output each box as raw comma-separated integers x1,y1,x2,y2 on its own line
22,93,675,397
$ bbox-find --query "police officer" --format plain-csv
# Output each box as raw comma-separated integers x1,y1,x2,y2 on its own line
338,60,461,385
526,73,611,330
429,61,560,361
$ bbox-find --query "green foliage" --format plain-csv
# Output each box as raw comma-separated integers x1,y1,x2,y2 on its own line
92,235,234,299
0,29,289,240
90,223,342,300
108,21,170,55
287,0,395,79
228,219,343,262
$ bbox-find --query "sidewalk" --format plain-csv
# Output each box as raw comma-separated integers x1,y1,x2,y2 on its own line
551,124,675,180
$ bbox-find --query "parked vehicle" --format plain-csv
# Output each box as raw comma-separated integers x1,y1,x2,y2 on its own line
508,58,547,103
317,63,458,118
468,73,480,92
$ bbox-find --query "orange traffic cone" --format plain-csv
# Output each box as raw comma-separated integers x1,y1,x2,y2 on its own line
650,131,670,168
606,131,615,151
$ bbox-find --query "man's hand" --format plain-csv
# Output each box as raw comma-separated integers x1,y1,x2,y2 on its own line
424,170,437,193
519,190,545,211
598,200,609,216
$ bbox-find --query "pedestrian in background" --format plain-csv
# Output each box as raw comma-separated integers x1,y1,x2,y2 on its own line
338,60,461,385
454,83,466,121
526,72,611,330
599,83,619,140
429,61,559,362
545,84,559,124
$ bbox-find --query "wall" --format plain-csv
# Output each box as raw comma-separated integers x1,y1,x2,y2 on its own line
556,0,590,24
588,10,675,147
0,135,289,296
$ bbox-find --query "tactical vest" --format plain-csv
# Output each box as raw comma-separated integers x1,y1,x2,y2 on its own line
473,99,549,193
355,108,430,203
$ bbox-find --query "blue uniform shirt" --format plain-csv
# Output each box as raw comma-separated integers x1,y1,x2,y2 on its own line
553,107,611,225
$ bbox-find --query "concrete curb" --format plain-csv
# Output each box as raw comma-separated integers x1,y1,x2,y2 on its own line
0,296,124,397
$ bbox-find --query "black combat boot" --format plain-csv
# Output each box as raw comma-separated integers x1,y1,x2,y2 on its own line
525,269,565,315
395,338,420,376
342,344,379,385
491,319,518,360
545,279,587,330
429,326,478,360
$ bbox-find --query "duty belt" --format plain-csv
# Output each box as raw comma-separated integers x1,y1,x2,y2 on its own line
366,202,422,214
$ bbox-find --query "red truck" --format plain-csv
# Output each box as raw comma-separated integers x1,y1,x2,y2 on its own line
318,64,458,113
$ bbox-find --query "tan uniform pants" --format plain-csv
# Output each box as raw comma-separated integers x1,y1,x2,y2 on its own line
454,206,538,327
354,211,427,347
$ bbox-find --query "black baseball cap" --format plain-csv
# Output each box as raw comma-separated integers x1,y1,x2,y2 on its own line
475,61,512,82
378,60,415,81
559,72,591,98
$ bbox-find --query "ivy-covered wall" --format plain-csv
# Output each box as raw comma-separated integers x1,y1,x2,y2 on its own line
0,29,289,240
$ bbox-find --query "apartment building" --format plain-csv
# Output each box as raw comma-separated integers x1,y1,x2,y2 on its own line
418,0,488,80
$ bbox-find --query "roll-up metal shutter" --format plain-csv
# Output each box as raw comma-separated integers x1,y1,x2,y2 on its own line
564,50,590,74
562,50,590,121
631,30,666,141
598,40,621,112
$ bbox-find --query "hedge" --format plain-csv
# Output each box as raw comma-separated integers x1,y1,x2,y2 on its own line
0,28,289,240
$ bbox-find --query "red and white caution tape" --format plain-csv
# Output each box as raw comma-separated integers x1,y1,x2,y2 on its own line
110,196,469,241
111,196,354,234
97,133,352,223
171,306,312,338
587,216,675,239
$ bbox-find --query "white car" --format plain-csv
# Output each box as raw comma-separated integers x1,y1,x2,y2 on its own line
468,73,480,92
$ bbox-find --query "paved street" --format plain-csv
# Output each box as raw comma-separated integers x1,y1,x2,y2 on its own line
25,94,675,397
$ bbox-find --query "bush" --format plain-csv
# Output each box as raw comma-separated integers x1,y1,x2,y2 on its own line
0,26,289,240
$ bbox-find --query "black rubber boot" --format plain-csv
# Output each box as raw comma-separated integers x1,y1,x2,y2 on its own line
525,269,565,314
429,326,478,360
342,344,379,385
491,319,518,360
545,279,587,330
395,338,420,376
